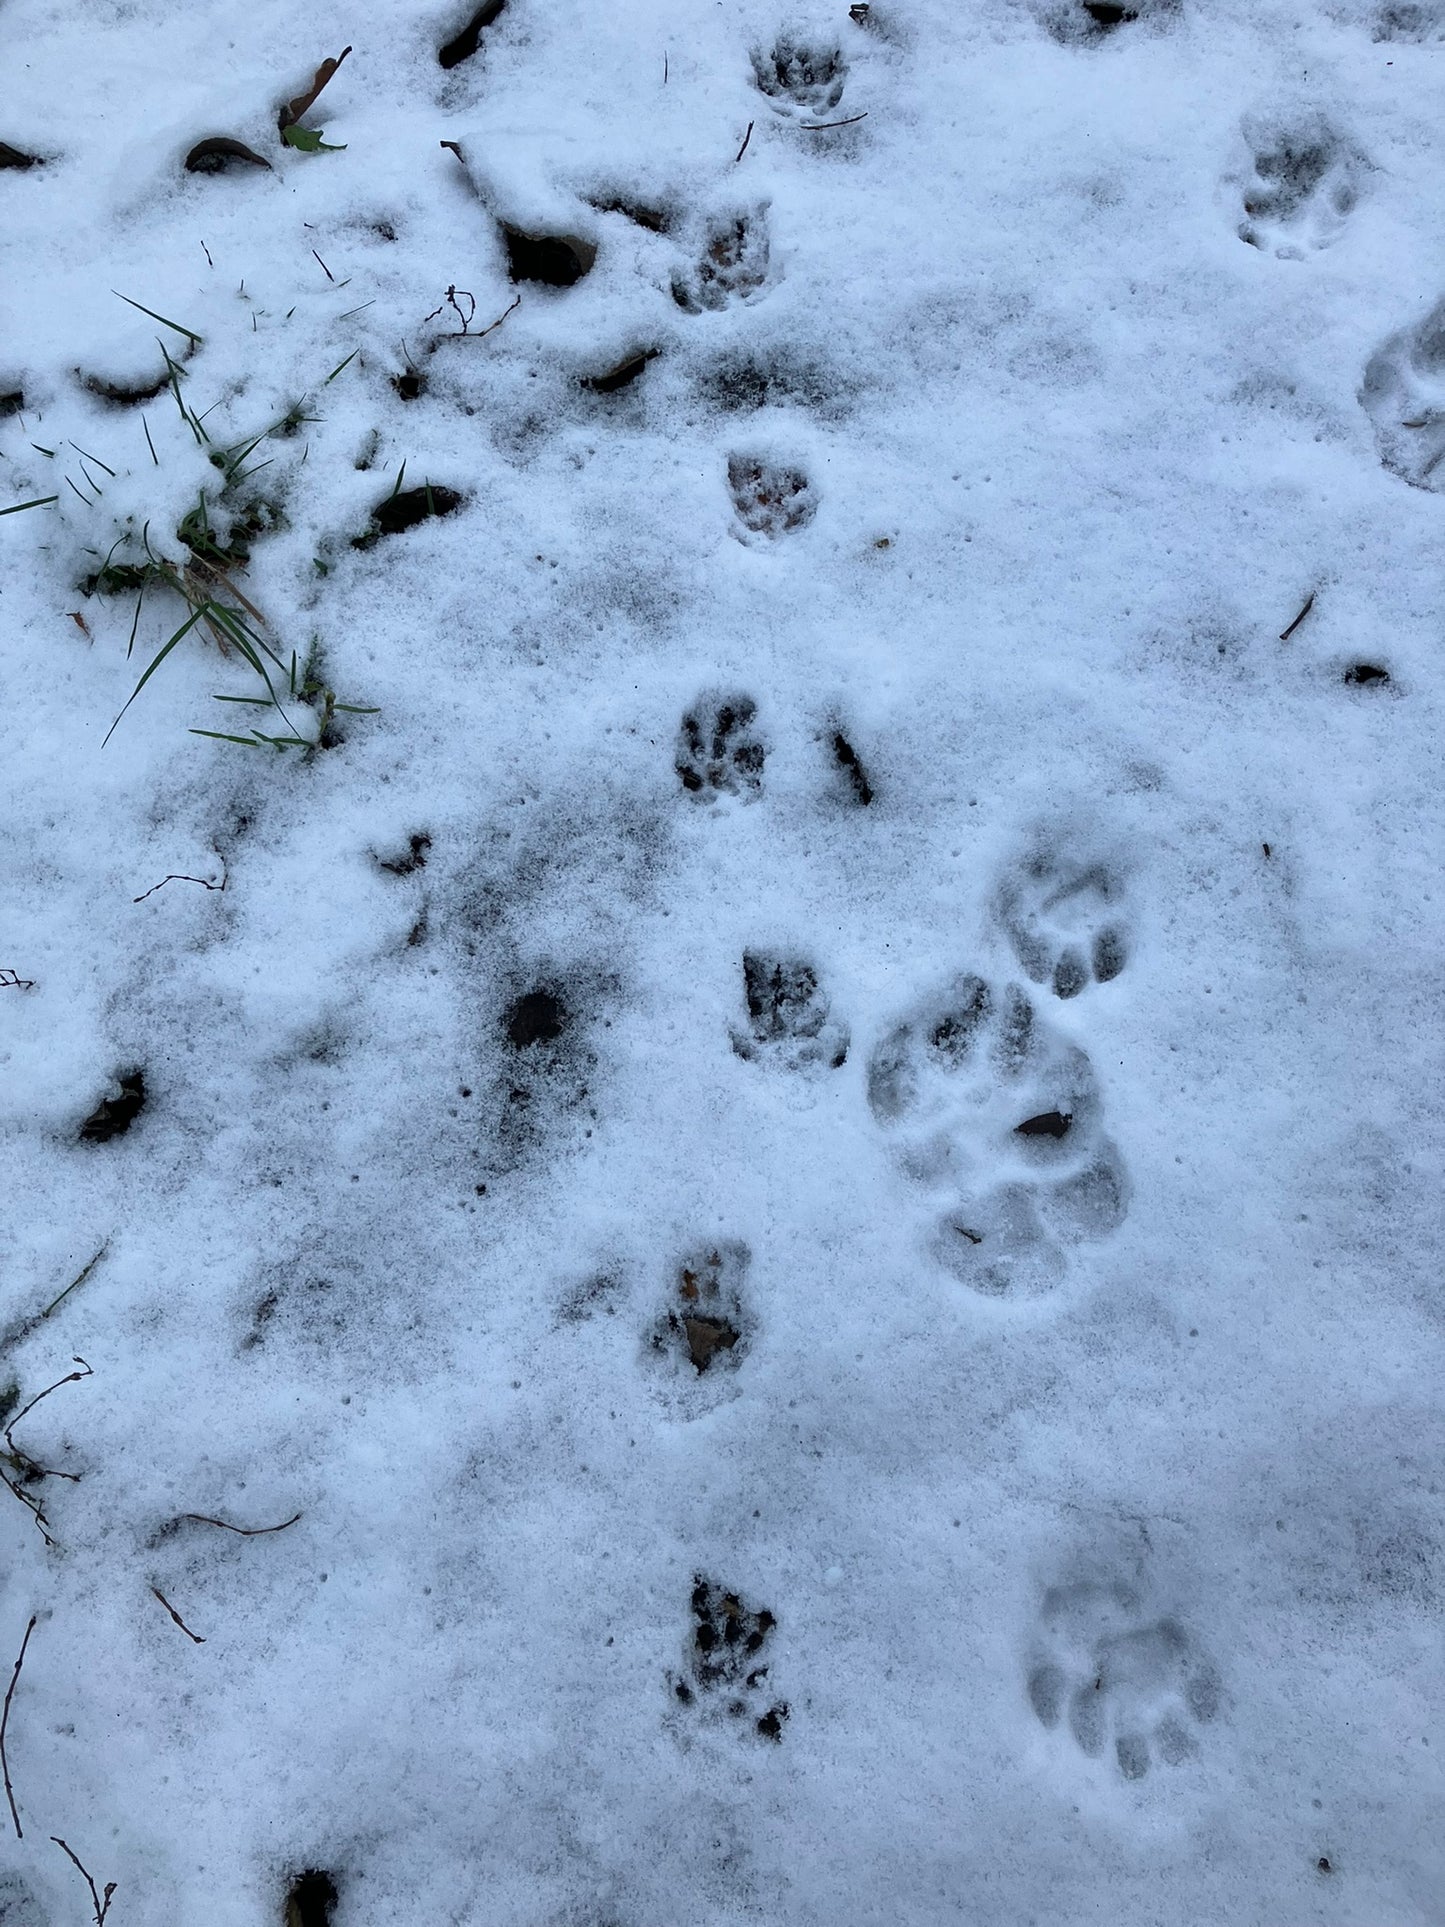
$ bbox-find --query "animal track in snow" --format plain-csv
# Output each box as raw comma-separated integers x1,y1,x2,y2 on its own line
867,977,1127,1296
672,210,770,313
671,1577,789,1741
750,37,847,117
1361,298,1445,491
1036,0,1178,45
732,953,849,1072
1236,115,1360,257
649,1241,750,1378
676,694,765,799
727,455,816,539
1373,2,1445,40
1026,1578,1221,1781
994,843,1130,998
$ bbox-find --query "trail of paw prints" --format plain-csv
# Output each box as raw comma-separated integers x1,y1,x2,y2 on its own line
868,976,1127,1296
1361,297,1445,491
1026,1578,1221,1781
1235,114,1361,258
994,842,1130,999
676,694,765,800
673,208,771,313
732,952,849,1073
670,1577,789,1742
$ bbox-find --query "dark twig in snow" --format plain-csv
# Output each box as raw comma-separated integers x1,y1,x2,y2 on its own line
51,1838,117,1925
2,1616,36,1838
133,864,226,903
0,970,36,991
801,113,869,129
735,121,754,162
1279,592,1315,641
150,1587,206,1644
182,1510,301,1536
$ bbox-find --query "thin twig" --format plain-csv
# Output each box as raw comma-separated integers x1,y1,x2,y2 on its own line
0,970,36,991
150,1587,205,1644
1278,591,1315,642
182,1510,301,1537
473,293,520,340
1,1616,36,1838
5,1360,93,1466
51,1838,117,1925
800,111,869,129
40,1246,108,1322
133,867,226,904
735,121,754,162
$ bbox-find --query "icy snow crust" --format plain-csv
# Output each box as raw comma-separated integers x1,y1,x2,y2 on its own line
1,0,1443,1920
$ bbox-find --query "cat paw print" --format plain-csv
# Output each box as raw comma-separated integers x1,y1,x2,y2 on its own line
676,694,765,799
1236,114,1361,258
672,209,771,313
750,36,847,118
867,976,1127,1296
671,1577,789,1741
727,454,817,539
994,843,1130,998
732,953,849,1072
1026,1579,1221,1781
1361,297,1445,492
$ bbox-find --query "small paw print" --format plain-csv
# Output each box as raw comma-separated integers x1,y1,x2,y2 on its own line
994,843,1130,998
732,953,849,1072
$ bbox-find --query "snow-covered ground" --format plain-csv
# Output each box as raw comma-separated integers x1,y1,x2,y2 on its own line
2,0,1443,1920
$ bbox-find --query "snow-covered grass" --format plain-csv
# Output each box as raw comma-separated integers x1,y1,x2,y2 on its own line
2,0,1443,1921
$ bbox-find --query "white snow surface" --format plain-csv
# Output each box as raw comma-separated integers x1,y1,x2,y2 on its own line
2,0,1443,1921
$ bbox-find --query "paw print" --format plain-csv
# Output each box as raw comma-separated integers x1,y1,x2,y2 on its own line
994,844,1130,998
867,976,1127,1296
671,1577,788,1741
673,209,770,313
1235,114,1361,258
1036,0,1178,44
649,1242,749,1377
1026,1580,1221,1781
1361,297,1445,493
732,953,849,1072
750,37,847,117
676,695,765,799
727,455,817,539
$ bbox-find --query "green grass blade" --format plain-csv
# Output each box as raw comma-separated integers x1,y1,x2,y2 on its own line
103,603,210,747
190,729,261,746
0,495,59,516
112,290,204,346
324,348,359,384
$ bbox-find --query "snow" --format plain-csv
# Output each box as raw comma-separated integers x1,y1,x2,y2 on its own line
2,0,1443,1921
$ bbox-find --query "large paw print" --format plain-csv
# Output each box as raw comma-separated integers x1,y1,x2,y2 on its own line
676,694,765,799
1361,297,1445,492
994,844,1130,999
750,37,846,117
1026,1579,1221,1781
671,1577,789,1741
732,953,849,1072
672,209,770,313
727,454,817,539
867,976,1127,1295
1236,115,1361,258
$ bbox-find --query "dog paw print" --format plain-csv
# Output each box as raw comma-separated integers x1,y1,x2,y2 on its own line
867,976,1127,1296
650,1241,750,1377
676,695,765,799
732,953,849,1072
727,455,817,539
1236,115,1361,258
750,36,847,117
1026,1579,1221,1781
1361,297,1445,492
671,1577,789,1741
673,209,771,313
994,845,1130,998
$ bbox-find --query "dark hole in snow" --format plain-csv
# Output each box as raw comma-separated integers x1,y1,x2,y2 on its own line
83,369,172,407
1015,1110,1072,1139
502,226,594,287
185,137,271,174
756,1704,789,1741
285,1869,339,1927
0,143,42,170
1344,663,1390,685
358,485,463,543
439,0,507,69
832,731,873,804
379,833,431,876
1083,2,1137,22
505,989,567,1049
582,350,653,394
393,369,426,401
79,1069,146,1142
0,390,24,416
1317,1857,1333,1874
